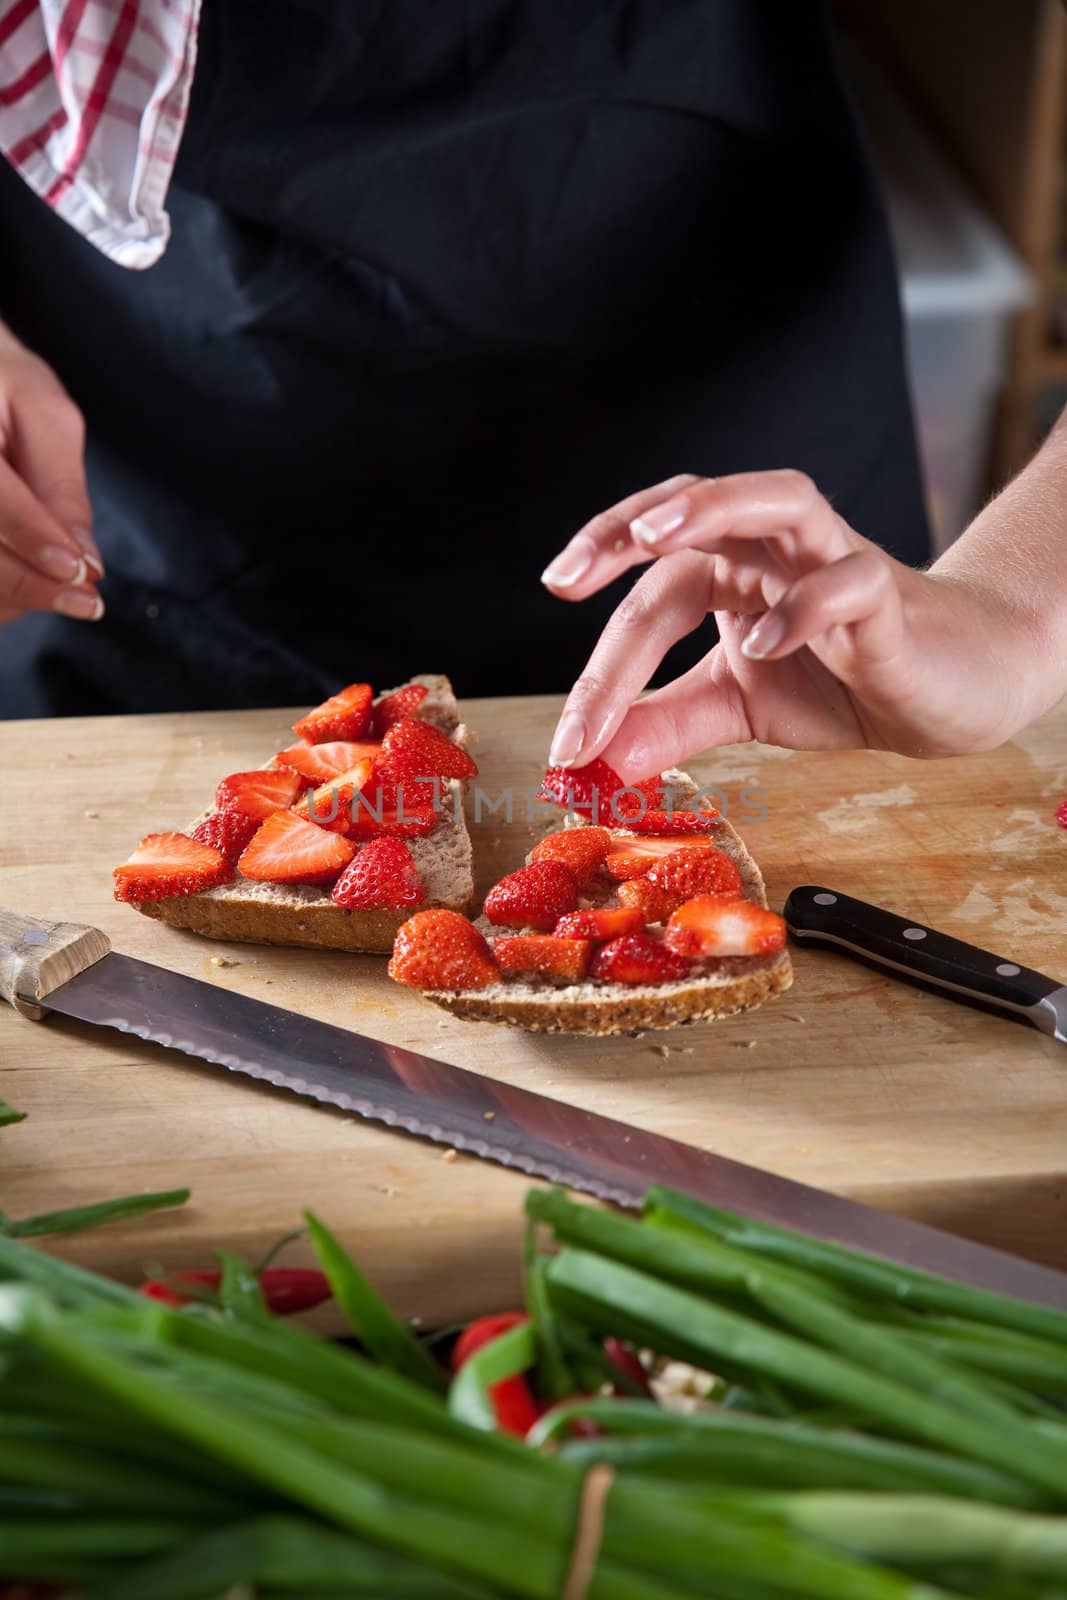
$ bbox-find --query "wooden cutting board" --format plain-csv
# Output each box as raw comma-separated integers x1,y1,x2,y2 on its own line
2,694,1066,1326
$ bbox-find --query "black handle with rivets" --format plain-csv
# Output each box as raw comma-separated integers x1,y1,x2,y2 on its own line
783,886,1061,1020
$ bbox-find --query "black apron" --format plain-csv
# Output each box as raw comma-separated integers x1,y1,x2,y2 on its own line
0,0,929,718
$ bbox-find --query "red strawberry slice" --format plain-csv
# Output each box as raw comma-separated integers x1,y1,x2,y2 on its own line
646,847,743,906
379,716,478,783
275,740,382,785
1056,798,1067,829
540,761,663,825
389,910,498,990
664,896,787,958
616,877,679,924
293,683,373,744
292,759,377,834
331,838,425,911
530,826,612,889
605,833,716,880
554,907,646,940
591,932,689,985
483,860,580,932
347,804,439,841
190,809,260,865
114,832,231,903
371,683,429,736
216,768,304,822
494,935,591,982
237,811,355,886
623,808,719,834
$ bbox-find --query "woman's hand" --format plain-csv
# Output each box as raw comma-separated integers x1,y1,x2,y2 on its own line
0,321,103,626
541,462,1067,779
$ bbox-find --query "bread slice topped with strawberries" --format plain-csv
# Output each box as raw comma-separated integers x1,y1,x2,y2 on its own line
113,675,476,953
388,758,793,1035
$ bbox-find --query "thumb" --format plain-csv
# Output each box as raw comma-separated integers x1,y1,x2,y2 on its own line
8,384,103,575
598,648,753,783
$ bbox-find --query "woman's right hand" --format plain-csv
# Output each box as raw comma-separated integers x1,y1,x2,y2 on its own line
0,321,103,626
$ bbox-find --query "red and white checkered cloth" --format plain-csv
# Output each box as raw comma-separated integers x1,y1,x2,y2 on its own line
0,0,200,268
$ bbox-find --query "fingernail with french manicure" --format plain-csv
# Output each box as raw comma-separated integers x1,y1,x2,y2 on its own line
72,526,104,576
541,539,594,589
54,588,104,621
630,498,689,547
549,711,586,767
741,613,785,660
38,546,86,585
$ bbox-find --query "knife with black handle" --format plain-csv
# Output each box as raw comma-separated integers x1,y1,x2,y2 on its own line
784,885,1067,1044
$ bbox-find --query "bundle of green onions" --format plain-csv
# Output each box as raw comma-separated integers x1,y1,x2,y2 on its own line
0,1181,1066,1600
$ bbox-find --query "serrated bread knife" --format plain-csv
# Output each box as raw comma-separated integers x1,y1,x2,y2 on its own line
2,905,1065,1310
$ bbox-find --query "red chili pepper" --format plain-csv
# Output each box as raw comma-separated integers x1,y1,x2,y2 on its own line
138,1267,332,1316
452,1312,542,1438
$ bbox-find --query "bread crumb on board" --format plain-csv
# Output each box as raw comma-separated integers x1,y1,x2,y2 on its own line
649,1044,672,1059
209,955,240,969
441,1147,458,1164
732,1039,758,1050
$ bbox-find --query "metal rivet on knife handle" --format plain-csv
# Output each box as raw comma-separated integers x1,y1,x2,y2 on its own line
0,906,111,1021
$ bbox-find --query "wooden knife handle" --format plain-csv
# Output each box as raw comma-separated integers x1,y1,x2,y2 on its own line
0,906,111,1020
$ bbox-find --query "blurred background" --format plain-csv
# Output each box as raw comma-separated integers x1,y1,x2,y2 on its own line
835,0,1066,551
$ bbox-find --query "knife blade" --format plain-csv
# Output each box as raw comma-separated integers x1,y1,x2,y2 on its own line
784,886,1067,1044
3,905,1066,1309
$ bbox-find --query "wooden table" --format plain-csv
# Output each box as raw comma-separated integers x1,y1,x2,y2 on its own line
2,696,1066,1325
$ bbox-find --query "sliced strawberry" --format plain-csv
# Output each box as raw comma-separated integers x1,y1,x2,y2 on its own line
1057,798,1067,830
591,932,689,985
379,716,478,783
531,826,612,889
483,860,580,932
347,804,438,841
332,838,425,911
190,809,260,865
664,896,787,959
554,907,646,940
294,683,373,744
623,808,719,834
371,683,429,736
540,761,663,825
495,935,591,982
237,811,355,886
389,910,498,990
114,832,231,903
293,759,377,834
647,847,743,906
216,768,304,822
604,834,716,880
275,739,382,785
616,877,680,924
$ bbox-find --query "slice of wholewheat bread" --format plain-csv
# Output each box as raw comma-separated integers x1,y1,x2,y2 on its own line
135,675,475,954
424,769,792,1036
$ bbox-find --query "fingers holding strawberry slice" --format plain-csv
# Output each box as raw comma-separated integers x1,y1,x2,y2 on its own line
664,896,787,958
540,760,663,826
293,683,373,744
114,833,232,902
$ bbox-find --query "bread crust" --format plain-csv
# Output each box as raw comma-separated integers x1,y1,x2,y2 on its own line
131,676,474,953
423,806,793,1034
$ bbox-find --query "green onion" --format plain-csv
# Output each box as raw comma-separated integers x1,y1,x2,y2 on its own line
1,1187,190,1239
0,1096,26,1127
304,1209,444,1391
